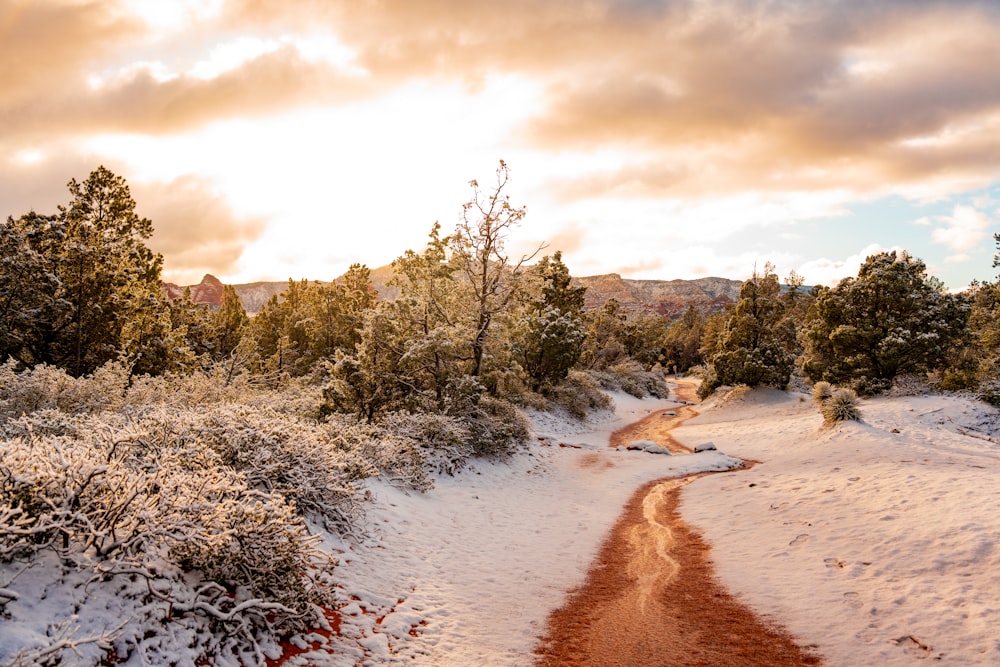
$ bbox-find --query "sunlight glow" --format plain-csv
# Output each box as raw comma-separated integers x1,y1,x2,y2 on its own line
188,37,282,80
123,0,223,33
12,149,45,165
87,61,178,89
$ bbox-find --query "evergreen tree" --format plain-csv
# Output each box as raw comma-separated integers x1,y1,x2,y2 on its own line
0,212,67,367
0,167,167,376
513,251,586,391
211,285,250,360
802,251,970,394
324,225,470,419
663,305,707,374
579,298,628,370
710,265,796,389
57,167,164,376
622,312,671,369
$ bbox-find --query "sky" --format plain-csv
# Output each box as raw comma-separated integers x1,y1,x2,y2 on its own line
2,0,1000,290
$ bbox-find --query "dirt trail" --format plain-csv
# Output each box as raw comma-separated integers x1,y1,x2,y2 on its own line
609,382,700,453
534,381,822,667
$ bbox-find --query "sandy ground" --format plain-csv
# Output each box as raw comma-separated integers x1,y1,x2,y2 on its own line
533,382,823,666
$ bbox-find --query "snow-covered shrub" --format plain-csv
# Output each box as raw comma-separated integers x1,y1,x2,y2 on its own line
811,381,833,406
598,361,670,398
821,388,863,425
462,396,531,460
124,366,252,410
357,430,434,492
888,373,934,397
850,376,892,397
167,482,335,613
547,370,613,419
381,412,473,476
0,360,130,419
977,379,1000,407
130,406,375,536
0,413,337,665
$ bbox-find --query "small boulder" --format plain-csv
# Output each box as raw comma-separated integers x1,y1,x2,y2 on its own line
626,439,659,451
662,411,678,417
693,442,717,453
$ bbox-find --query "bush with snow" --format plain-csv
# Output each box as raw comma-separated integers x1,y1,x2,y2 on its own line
811,381,834,406
820,388,863,425
0,418,338,664
591,361,670,399
0,359,130,418
540,370,613,419
0,364,379,665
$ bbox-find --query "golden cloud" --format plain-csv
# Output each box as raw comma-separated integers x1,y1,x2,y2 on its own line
134,175,267,283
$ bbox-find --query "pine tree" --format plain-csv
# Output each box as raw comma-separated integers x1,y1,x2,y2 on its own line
710,264,796,389
514,251,586,391
0,212,67,366
663,305,707,374
802,251,970,394
1,167,167,376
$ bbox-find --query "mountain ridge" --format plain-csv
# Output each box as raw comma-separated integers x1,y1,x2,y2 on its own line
163,270,744,318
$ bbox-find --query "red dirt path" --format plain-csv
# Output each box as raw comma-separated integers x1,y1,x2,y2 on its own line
533,381,823,666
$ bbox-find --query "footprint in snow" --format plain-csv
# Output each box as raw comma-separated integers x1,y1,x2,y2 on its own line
843,591,863,609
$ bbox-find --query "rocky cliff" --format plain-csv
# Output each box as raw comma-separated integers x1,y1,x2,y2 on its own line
572,274,742,317
163,270,741,318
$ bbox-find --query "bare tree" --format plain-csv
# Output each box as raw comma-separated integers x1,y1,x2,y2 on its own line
451,160,542,378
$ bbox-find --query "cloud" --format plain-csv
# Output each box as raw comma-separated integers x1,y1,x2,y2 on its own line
795,243,905,287
0,0,143,108
6,0,1000,203
931,204,992,252
134,176,267,284
515,2,1000,199
2,45,371,141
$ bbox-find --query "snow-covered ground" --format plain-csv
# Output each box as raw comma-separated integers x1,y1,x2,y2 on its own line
678,387,1000,666
6,385,998,666
318,392,743,666
324,386,1000,666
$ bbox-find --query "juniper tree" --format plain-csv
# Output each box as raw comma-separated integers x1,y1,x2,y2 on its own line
710,264,796,389
324,224,469,418
0,167,168,376
579,298,628,370
663,305,707,373
56,166,165,376
0,212,67,367
802,251,970,394
513,251,586,391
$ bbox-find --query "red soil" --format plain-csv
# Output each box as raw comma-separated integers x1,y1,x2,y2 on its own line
534,381,823,666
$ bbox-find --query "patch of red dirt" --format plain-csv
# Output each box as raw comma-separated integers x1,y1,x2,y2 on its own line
533,478,821,666
535,380,822,666
265,608,342,667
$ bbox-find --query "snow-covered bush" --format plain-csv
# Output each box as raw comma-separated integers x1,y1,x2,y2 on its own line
0,359,130,419
546,370,613,419
462,395,531,460
821,388,863,425
811,381,833,406
128,406,374,536
381,412,473,476
0,364,364,665
0,411,338,665
591,361,670,398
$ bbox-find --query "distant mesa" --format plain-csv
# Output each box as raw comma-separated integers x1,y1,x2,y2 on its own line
161,267,744,317
572,274,742,318
162,274,224,306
